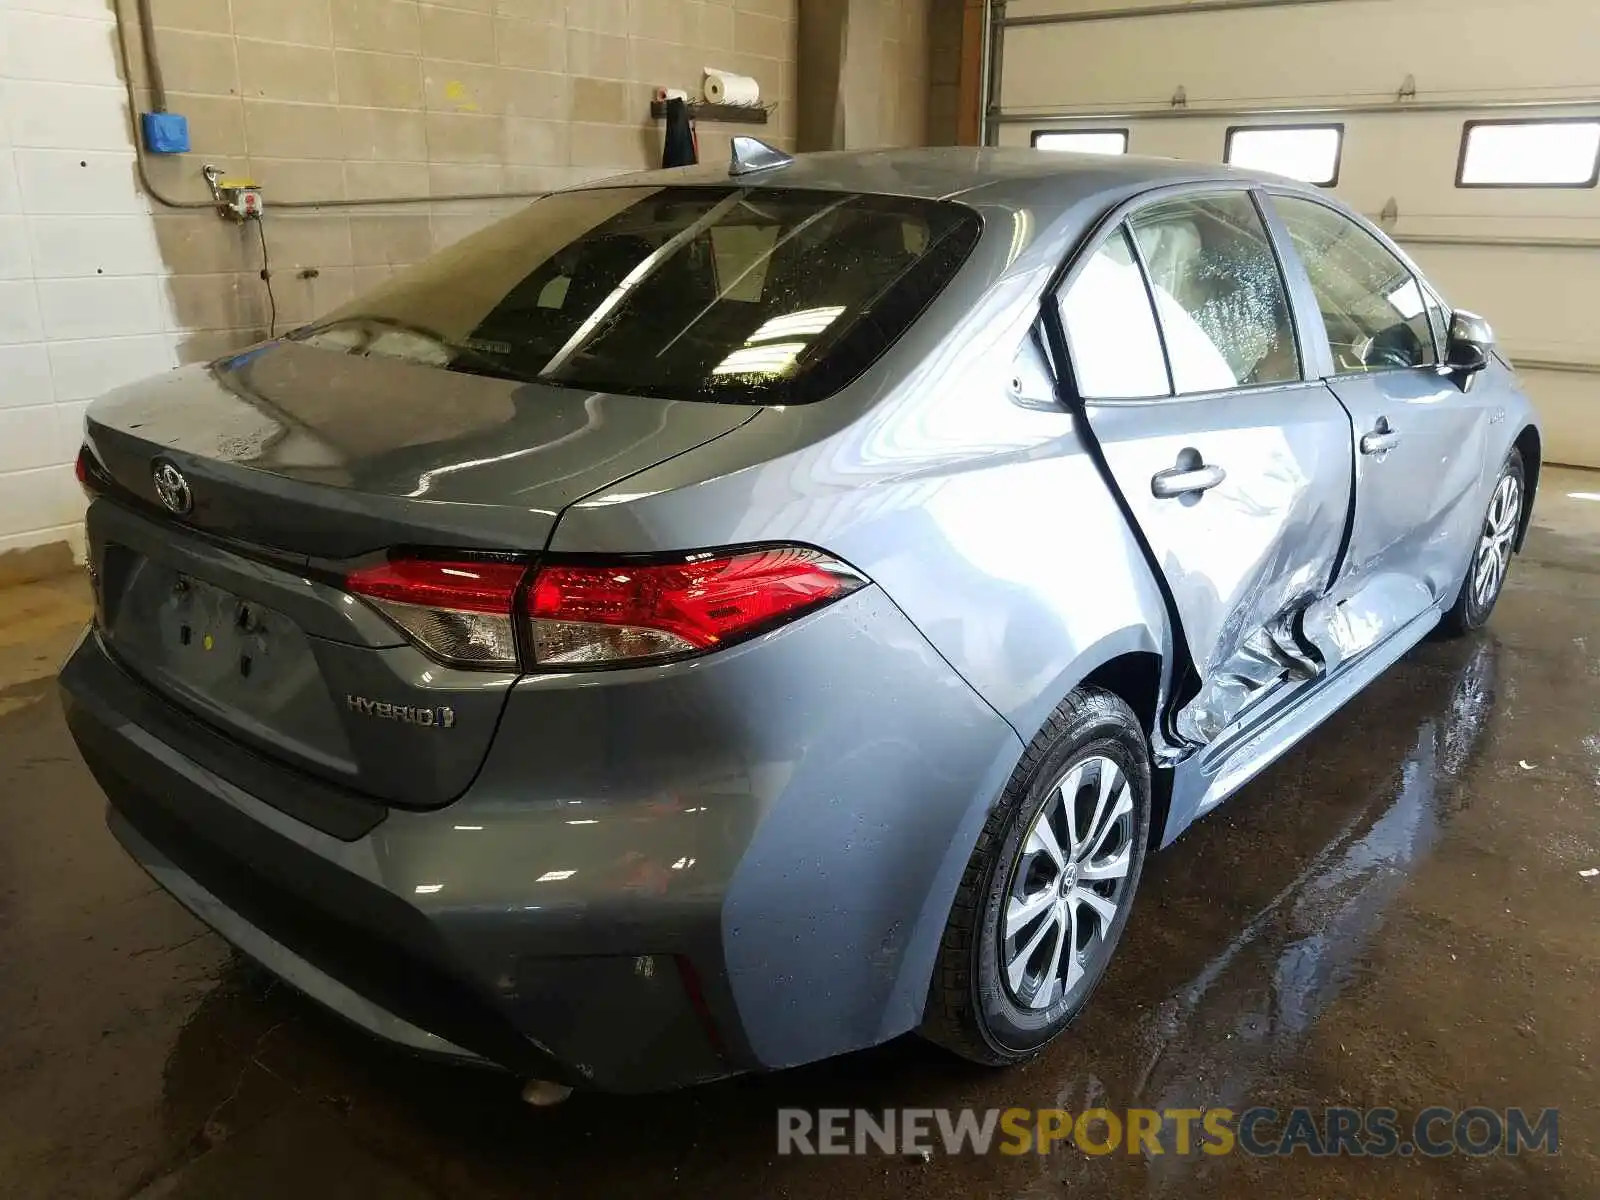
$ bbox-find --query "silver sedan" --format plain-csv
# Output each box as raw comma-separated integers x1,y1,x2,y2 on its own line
62,142,1539,1092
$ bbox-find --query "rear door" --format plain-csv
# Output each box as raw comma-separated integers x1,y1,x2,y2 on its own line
1055,187,1355,747
1265,193,1490,664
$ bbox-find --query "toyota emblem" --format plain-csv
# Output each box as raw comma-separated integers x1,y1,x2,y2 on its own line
152,460,193,516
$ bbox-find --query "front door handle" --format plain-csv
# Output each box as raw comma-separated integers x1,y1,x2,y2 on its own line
1151,462,1226,499
1360,418,1402,456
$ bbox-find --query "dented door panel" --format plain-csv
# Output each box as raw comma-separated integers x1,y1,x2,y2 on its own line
1300,570,1435,671
1318,370,1492,656
1081,384,1354,745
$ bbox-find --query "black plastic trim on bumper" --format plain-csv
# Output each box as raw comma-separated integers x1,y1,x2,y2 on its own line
61,631,733,1092
68,629,386,841
71,722,585,1086
60,655,578,1085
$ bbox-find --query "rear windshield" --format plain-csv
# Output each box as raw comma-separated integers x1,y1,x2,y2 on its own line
295,186,981,405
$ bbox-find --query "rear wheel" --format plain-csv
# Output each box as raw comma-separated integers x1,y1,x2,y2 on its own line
920,688,1151,1065
1438,448,1524,638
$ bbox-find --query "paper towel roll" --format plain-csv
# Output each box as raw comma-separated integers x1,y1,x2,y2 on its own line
654,86,689,103
702,68,760,106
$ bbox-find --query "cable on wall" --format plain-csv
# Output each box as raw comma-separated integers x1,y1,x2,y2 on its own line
112,0,210,210
132,0,168,113
255,218,277,339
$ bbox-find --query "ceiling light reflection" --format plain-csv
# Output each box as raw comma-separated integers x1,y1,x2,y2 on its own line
712,341,806,377
746,306,845,343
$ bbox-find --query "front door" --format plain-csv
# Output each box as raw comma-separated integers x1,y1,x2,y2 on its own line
1267,194,1490,666
1055,189,1355,750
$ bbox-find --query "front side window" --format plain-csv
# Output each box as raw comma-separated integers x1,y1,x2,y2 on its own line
1273,195,1437,373
1421,284,1451,358
296,186,981,405
1059,228,1170,400
1129,191,1301,394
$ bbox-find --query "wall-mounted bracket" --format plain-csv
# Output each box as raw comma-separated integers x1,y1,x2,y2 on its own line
650,101,769,124
202,163,263,221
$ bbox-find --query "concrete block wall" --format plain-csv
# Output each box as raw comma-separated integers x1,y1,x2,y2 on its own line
795,0,928,152
2,0,174,569
1,0,937,575
924,0,964,145
122,0,811,370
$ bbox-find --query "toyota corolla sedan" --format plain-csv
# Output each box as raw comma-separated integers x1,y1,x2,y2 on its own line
61,143,1539,1096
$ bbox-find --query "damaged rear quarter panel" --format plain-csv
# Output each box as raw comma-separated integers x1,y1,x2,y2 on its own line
545,232,1173,1059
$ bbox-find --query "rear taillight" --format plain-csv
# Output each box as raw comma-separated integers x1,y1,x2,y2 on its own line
345,558,528,669
75,445,104,497
528,546,865,667
345,546,865,672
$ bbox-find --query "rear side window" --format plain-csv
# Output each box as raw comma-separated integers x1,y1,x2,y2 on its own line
1129,192,1300,394
298,186,981,405
1059,229,1170,400
1273,195,1437,373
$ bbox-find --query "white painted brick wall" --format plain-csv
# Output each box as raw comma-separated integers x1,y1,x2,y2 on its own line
0,0,181,558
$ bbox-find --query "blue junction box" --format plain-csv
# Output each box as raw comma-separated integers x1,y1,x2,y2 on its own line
140,112,190,155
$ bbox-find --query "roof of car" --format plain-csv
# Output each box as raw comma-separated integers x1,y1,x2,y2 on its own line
573,146,1336,293
580,145,1297,209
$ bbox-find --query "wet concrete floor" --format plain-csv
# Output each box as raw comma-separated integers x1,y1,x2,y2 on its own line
2,469,1598,1199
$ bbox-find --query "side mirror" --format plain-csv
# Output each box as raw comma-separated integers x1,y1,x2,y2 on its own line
1446,310,1494,374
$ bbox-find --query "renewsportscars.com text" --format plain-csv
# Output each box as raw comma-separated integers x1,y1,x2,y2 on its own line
777,1106,1559,1159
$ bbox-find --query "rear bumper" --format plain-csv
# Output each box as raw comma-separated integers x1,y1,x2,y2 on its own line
107,808,492,1066
61,587,1022,1091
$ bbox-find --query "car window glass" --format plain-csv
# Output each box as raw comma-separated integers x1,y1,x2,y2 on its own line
709,225,779,302
1273,195,1438,373
1422,284,1450,358
300,186,981,405
1058,228,1171,400
1129,192,1300,394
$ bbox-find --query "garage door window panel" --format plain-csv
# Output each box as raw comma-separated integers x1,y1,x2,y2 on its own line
1032,130,1129,156
1128,192,1301,395
1225,125,1344,187
1273,195,1437,375
1458,119,1600,188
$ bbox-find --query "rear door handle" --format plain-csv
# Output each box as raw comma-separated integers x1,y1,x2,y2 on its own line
1360,419,1401,456
1151,463,1226,499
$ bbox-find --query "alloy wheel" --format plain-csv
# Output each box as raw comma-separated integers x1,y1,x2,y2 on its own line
1472,472,1522,610
1001,754,1135,1011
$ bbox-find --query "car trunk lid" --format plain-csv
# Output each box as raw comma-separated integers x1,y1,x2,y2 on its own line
82,342,756,807
87,341,756,559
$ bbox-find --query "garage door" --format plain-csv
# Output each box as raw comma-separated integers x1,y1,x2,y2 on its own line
988,0,1600,468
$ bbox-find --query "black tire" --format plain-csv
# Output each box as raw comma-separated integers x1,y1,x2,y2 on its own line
1437,447,1525,638
920,688,1152,1066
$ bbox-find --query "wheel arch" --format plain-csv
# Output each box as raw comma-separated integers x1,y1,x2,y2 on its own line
1078,650,1173,853
1512,424,1541,551
892,633,1171,1040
